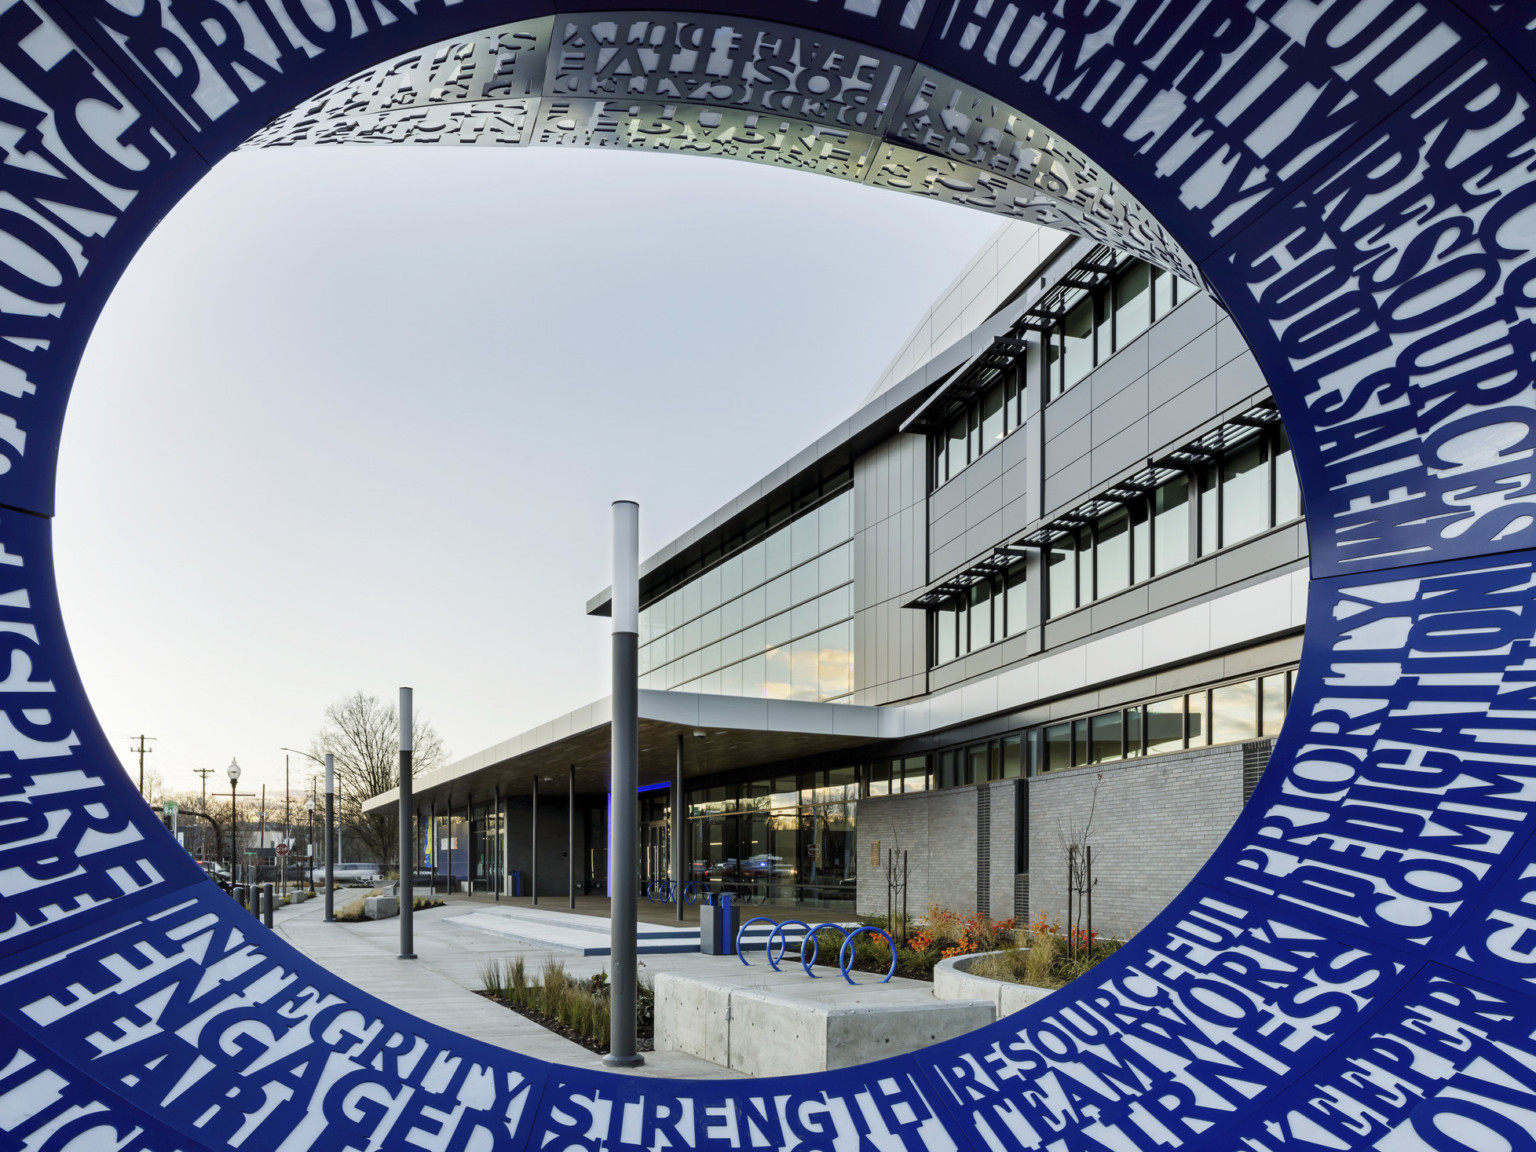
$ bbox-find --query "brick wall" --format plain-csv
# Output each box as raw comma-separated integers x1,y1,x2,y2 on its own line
986,780,1021,923
857,782,1027,922
1026,744,1244,938
857,745,1244,933
857,787,978,919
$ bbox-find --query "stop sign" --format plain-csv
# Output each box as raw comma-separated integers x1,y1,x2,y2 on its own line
276,842,290,856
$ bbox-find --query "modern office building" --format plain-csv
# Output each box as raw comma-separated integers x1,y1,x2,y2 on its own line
366,221,1306,937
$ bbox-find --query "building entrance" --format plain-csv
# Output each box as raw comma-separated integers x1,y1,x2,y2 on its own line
640,790,672,892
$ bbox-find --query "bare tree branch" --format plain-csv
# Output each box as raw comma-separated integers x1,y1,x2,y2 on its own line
307,691,448,865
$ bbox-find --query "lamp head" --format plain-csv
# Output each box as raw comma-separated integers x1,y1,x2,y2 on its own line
227,758,241,784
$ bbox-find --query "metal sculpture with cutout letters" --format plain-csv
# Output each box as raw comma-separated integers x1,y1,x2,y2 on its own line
0,3,1531,1151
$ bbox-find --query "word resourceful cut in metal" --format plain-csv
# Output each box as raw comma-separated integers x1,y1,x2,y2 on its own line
0,3,1532,1152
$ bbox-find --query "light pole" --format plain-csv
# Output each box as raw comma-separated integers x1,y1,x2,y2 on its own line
280,748,332,913
227,759,241,886
606,499,643,1067
325,756,335,920
306,795,315,893
398,687,415,961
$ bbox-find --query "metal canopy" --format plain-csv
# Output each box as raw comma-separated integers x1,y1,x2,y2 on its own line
362,692,885,815
899,335,1030,435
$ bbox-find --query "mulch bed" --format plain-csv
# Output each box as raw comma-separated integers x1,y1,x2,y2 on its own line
479,993,653,1056
752,937,937,982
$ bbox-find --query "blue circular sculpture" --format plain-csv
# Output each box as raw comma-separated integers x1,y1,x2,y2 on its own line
0,4,1532,1151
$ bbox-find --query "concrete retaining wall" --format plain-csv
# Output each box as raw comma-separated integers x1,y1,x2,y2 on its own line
933,954,1053,1017
655,965,993,1076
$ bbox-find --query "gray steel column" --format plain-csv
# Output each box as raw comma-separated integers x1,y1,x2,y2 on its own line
494,785,501,901
398,687,416,960
674,734,685,922
324,753,335,922
531,777,539,906
568,765,576,909
604,500,643,1067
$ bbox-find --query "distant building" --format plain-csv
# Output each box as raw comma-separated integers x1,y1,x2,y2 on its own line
366,222,1303,937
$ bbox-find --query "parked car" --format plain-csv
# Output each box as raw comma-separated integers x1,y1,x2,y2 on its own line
197,860,231,891
330,862,383,886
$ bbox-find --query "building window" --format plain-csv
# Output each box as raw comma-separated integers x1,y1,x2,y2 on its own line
1045,258,1196,400
639,486,855,702
928,560,1028,666
1196,425,1302,557
1043,424,1300,622
1024,668,1294,774
864,755,930,797
1043,473,1191,620
931,367,1026,488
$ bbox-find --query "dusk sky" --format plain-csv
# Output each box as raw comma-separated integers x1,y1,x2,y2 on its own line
55,143,999,799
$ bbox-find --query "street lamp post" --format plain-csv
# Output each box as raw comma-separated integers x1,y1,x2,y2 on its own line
227,759,241,887
398,687,415,960
278,748,333,918
325,755,335,921
605,500,643,1068
306,794,316,893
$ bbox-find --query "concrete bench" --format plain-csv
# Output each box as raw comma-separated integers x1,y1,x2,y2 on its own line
363,895,399,920
655,965,993,1076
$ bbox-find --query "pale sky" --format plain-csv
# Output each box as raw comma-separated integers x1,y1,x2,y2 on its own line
55,143,999,800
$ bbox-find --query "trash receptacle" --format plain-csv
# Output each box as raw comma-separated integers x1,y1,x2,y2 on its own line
700,895,741,956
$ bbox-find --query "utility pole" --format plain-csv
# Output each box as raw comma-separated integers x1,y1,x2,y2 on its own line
194,767,214,858
283,755,290,899
130,735,155,795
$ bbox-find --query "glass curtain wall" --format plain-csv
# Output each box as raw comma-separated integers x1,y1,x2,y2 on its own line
639,488,854,702
686,767,860,910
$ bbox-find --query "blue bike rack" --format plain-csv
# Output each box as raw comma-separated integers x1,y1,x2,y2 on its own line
838,927,897,985
798,922,850,978
735,916,778,966
765,919,811,972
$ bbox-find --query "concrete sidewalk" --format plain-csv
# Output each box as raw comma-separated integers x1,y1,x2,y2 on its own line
271,890,745,1078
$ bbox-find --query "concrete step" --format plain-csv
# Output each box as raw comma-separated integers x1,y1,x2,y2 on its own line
449,906,851,957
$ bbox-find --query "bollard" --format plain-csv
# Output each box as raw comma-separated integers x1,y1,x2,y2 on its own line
233,885,244,910
248,884,259,917
720,894,735,955
263,883,274,928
